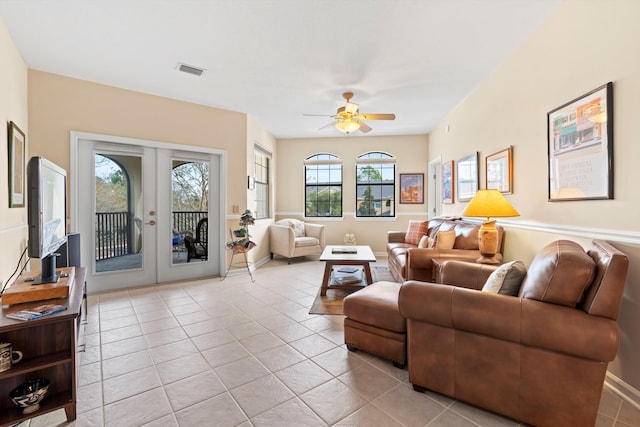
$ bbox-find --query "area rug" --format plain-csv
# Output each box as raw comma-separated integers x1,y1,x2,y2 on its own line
308,264,396,315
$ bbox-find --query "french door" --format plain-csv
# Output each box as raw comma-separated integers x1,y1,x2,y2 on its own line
72,132,224,293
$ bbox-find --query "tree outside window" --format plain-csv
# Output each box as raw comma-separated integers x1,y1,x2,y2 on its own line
356,152,395,217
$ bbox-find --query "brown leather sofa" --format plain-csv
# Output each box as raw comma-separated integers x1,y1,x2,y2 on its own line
387,218,505,282
398,240,629,427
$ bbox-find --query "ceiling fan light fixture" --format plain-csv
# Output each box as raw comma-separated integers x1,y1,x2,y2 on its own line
344,101,359,115
336,119,360,134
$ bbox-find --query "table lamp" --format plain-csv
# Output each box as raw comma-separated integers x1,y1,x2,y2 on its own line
461,189,519,264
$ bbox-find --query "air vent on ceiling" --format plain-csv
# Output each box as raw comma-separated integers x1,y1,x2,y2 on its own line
177,62,205,76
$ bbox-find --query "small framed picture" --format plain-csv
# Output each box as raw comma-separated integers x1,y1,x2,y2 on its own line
456,152,479,202
399,173,424,204
486,146,513,194
442,160,454,204
8,121,26,208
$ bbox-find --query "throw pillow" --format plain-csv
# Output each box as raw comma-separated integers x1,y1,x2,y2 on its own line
434,229,456,250
482,261,527,296
418,235,429,248
404,220,428,245
288,219,306,237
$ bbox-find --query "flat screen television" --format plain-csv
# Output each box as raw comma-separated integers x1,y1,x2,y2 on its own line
27,156,68,284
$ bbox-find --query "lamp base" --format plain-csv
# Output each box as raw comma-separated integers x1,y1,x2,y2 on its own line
476,255,501,264
477,219,499,265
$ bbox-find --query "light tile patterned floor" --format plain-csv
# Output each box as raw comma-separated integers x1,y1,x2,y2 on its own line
21,259,640,426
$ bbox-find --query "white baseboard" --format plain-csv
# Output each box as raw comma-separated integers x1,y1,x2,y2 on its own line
605,372,640,411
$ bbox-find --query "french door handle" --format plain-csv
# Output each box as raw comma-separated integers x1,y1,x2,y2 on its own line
145,220,156,226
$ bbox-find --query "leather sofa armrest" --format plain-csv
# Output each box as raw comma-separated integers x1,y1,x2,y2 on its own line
438,260,500,290
398,281,618,362
388,231,406,243
304,223,325,247
269,224,296,257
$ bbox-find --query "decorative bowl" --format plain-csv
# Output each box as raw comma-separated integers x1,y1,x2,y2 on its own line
10,378,50,414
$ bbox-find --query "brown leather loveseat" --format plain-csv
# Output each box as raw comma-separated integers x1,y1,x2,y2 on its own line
398,240,629,427
387,218,505,282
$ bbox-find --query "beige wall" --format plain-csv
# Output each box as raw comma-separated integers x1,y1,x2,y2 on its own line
0,18,28,290
27,71,266,271
428,0,640,394
276,134,428,254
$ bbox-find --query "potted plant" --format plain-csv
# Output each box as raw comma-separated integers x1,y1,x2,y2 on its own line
227,210,257,252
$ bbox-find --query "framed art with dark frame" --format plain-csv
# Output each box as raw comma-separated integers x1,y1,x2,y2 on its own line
486,146,513,194
442,160,454,204
8,121,26,208
399,173,424,204
547,82,613,201
456,152,478,202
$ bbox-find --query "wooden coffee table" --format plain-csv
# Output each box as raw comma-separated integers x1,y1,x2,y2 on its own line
319,245,376,296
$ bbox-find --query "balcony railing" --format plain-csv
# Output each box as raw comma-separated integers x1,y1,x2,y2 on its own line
95,211,208,261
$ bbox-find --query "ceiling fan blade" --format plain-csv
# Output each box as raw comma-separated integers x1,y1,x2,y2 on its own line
358,121,372,133
358,113,396,121
318,121,336,131
303,113,334,117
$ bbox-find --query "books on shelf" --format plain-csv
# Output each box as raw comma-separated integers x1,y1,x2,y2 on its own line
337,266,359,273
332,247,357,254
333,275,362,285
6,303,67,321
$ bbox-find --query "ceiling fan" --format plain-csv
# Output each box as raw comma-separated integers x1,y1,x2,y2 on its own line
304,92,396,134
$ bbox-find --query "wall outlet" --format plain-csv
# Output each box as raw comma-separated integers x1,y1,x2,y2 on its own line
232,205,240,214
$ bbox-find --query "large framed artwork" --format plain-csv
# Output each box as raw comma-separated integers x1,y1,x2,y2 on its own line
8,121,26,208
456,152,478,202
547,82,613,201
486,146,513,194
442,160,454,204
399,173,424,204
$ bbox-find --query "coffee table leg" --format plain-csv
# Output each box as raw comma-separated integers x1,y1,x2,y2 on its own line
321,262,332,296
363,263,374,285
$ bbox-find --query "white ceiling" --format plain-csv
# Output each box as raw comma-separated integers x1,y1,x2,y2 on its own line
0,0,562,139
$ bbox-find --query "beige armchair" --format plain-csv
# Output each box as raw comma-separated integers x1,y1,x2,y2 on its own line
269,219,325,264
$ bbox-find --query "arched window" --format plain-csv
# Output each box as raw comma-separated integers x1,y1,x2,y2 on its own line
304,153,342,217
356,152,395,217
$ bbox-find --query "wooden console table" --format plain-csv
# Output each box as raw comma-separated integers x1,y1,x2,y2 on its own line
0,267,86,427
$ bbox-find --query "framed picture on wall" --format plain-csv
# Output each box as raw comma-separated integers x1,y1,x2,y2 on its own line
456,152,478,202
547,82,613,201
442,160,454,204
486,146,513,194
399,173,424,204
8,121,26,208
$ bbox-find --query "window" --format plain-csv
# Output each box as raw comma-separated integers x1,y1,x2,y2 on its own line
305,153,342,217
356,152,395,217
254,148,270,219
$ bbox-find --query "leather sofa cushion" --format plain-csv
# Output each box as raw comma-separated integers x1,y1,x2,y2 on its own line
520,240,596,308
343,281,405,333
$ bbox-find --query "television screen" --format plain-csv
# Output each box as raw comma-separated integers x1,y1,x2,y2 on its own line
27,156,67,283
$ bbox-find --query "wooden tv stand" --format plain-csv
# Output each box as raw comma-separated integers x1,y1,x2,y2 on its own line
0,267,86,426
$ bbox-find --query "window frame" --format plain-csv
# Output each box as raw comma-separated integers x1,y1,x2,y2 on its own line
355,152,396,218
254,147,271,220
304,153,343,218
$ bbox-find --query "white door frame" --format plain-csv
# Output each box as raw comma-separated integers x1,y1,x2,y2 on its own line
428,156,442,219
70,131,227,291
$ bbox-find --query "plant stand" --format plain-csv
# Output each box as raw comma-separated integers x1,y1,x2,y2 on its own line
222,245,255,282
